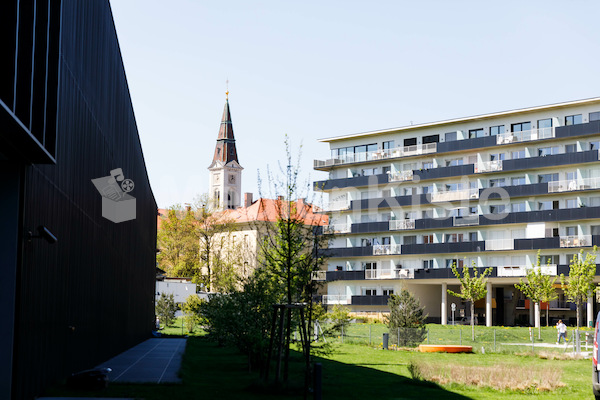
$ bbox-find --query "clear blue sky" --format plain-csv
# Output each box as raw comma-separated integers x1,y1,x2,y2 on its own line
109,0,600,208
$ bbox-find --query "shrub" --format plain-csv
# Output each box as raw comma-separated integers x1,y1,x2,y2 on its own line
385,290,427,347
181,295,204,333
156,292,177,327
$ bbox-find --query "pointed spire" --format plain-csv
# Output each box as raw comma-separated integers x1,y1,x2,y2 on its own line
211,95,239,165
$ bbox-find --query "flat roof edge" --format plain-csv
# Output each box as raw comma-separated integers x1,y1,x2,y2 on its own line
318,97,600,143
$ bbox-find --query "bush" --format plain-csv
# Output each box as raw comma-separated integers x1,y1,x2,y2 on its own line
156,292,177,327
181,295,204,333
327,304,351,335
386,290,427,347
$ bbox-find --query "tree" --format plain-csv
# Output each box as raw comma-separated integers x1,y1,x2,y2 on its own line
327,304,351,335
181,294,204,333
193,195,238,292
514,251,557,338
560,247,598,328
256,137,329,387
155,293,177,328
157,206,199,278
448,261,493,340
385,289,427,347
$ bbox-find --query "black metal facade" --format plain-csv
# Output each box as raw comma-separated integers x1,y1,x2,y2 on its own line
0,1,157,399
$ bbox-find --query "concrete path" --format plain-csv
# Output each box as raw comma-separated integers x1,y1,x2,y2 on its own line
96,338,186,383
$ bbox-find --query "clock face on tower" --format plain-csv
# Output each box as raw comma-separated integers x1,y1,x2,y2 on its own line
213,173,220,183
229,174,236,184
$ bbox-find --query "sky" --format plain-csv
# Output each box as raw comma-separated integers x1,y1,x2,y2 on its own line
109,0,600,208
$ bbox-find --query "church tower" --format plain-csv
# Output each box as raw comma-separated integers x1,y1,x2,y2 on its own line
208,93,243,210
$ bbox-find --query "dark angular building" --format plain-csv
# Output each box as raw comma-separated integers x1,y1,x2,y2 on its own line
0,1,157,399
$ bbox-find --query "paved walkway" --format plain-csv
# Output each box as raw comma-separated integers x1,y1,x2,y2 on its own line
96,338,186,383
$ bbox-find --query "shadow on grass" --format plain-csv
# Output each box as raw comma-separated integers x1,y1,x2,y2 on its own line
44,336,473,400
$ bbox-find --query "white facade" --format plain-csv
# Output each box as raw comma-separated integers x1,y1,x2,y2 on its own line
156,279,197,304
315,98,600,326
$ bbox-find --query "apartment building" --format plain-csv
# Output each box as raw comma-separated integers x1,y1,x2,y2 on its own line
313,98,600,327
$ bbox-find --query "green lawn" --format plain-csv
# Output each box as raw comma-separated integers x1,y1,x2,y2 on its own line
46,326,594,400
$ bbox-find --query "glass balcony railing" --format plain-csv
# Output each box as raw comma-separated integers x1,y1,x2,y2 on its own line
389,219,415,230
559,235,592,247
496,127,555,145
431,188,479,203
314,143,437,169
548,177,600,193
388,170,413,182
497,264,557,277
484,238,514,251
322,295,351,304
372,244,402,255
474,160,503,173
323,224,351,234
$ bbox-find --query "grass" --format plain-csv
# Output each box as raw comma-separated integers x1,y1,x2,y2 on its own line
46,326,593,400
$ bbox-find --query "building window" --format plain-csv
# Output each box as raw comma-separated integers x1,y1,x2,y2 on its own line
423,259,434,269
538,146,559,156
511,202,526,212
489,205,505,214
382,288,394,296
590,111,600,122
361,238,374,247
538,200,558,210
490,153,505,161
382,189,391,198
445,233,463,243
541,255,559,265
381,236,391,245
363,262,377,270
446,158,464,167
511,176,526,186
404,235,417,245
421,209,433,219
469,232,478,242
489,178,506,187
565,226,577,236
490,125,505,136
565,199,577,209
590,141,600,151
422,185,434,194
445,131,457,142
422,161,434,169
511,149,525,159
511,122,531,132
423,234,434,244
538,173,559,183
382,166,391,175
404,137,417,146
446,259,464,268
565,114,582,126
383,140,395,149
537,118,553,129
565,144,577,153
469,128,484,139
423,134,439,144
363,288,377,296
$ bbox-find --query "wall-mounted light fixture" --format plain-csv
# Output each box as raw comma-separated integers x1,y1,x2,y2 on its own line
27,225,58,244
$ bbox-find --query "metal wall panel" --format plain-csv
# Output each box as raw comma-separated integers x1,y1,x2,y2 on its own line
9,1,158,398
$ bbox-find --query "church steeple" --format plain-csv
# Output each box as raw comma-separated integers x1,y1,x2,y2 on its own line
209,93,243,211
211,96,239,165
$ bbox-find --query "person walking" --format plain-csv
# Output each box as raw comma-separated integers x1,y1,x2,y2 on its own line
556,319,567,344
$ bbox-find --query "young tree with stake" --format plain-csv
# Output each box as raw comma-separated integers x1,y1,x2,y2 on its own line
560,247,598,328
448,261,493,340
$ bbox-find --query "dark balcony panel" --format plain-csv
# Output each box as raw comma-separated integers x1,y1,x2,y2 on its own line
413,266,497,279
555,120,600,139
351,295,390,306
414,217,454,230
351,193,431,210
402,241,484,255
484,183,548,199
314,173,388,191
437,135,496,153
413,164,474,181
593,235,600,247
326,270,365,281
323,246,373,258
351,221,390,234
480,206,600,226
503,150,599,172
514,237,560,250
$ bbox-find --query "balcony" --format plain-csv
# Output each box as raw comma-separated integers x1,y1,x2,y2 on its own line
322,295,351,305
323,223,351,234
388,170,413,182
373,244,402,255
431,188,479,203
548,177,600,193
313,143,437,171
311,270,327,281
496,127,555,145
453,215,480,226
475,160,503,173
496,264,557,277
484,238,514,251
560,235,592,248
351,295,390,306
389,219,415,231
324,200,350,212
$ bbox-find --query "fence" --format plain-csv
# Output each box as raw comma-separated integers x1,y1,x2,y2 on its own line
309,322,594,354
